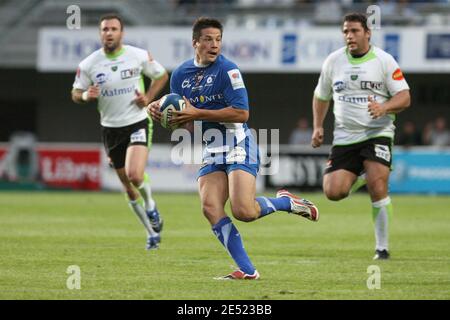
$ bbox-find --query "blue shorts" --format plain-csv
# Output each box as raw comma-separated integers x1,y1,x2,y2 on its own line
198,162,259,179
197,134,260,179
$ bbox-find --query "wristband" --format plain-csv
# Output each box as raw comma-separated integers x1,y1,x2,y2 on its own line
81,91,89,101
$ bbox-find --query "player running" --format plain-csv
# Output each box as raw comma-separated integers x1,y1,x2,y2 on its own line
71,14,168,250
148,17,318,279
312,13,411,260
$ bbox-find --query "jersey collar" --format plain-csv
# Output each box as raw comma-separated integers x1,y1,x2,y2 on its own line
193,58,211,68
346,45,376,65
104,46,126,60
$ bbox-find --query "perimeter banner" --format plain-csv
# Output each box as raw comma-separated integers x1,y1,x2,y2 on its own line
38,27,450,73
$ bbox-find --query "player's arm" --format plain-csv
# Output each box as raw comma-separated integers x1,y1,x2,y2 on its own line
172,97,248,125
135,73,169,108
171,67,249,125
369,57,411,119
312,56,333,148
71,89,86,104
72,65,98,104
135,53,169,108
71,86,100,104
147,70,174,122
147,97,163,122
195,106,248,122
311,95,330,148
368,90,410,119
145,72,169,103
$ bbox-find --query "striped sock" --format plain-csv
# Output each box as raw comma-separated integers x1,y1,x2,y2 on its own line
212,217,255,275
256,196,291,218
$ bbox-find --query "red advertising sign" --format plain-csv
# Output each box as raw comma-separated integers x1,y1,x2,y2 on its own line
38,148,101,190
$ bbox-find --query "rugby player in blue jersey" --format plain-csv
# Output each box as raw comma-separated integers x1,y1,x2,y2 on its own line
148,17,319,280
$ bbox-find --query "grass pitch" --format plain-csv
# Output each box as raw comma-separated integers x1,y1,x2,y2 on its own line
0,191,449,300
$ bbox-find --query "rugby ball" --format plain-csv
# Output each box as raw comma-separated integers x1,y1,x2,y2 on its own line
159,93,186,130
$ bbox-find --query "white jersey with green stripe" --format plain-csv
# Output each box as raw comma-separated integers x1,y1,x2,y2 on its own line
73,45,166,127
314,45,409,145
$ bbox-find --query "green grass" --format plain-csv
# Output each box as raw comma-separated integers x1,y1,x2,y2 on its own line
0,191,449,300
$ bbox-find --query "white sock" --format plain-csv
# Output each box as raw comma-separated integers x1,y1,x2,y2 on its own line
372,197,392,251
129,200,157,237
138,174,156,212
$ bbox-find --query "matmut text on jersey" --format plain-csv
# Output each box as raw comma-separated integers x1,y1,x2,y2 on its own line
73,45,166,128
314,46,410,145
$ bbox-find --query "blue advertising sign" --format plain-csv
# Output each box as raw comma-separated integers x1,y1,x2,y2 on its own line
426,34,450,59
282,34,297,64
384,33,400,62
390,149,450,194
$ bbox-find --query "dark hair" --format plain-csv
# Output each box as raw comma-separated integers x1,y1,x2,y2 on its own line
343,12,369,32
99,14,124,31
192,17,223,41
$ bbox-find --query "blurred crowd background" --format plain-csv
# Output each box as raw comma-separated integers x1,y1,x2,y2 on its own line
0,0,449,192
0,0,449,146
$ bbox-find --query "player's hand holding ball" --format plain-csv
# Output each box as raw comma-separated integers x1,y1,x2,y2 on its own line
149,93,187,130
147,98,163,122
170,96,198,127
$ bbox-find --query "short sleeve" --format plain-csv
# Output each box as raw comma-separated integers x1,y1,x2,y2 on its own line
222,66,249,110
72,65,91,90
142,51,167,80
384,54,409,96
314,56,333,101
170,69,182,95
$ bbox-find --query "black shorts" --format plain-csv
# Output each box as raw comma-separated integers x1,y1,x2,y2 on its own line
101,118,152,169
324,137,393,175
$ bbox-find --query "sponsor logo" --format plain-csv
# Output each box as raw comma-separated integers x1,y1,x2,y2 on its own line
361,81,384,90
130,128,147,144
182,79,191,89
333,81,347,93
104,60,125,67
189,93,224,104
191,70,206,91
227,69,245,90
95,73,108,84
345,68,366,76
205,75,216,86
101,85,135,97
226,146,247,164
39,149,101,190
121,68,140,79
192,85,203,92
182,73,217,91
338,95,374,104
392,68,404,80
374,144,391,162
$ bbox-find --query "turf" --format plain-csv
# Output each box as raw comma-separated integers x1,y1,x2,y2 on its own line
0,191,449,300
